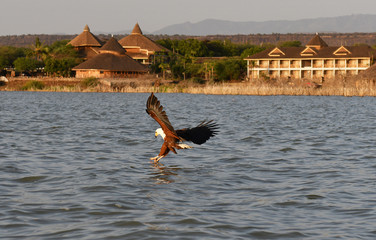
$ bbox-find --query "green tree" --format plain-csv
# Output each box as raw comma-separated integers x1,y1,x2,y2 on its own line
13,57,43,72
158,63,169,79
44,58,78,77
279,41,302,47
30,37,48,61
48,40,78,59
0,46,28,69
214,58,246,81
179,39,209,57
43,40,80,77
156,39,174,51
240,45,266,58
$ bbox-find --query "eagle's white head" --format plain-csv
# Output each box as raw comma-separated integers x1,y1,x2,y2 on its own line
155,128,166,139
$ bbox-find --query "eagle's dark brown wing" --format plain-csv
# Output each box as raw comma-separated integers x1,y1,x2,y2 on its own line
176,120,218,145
146,93,179,139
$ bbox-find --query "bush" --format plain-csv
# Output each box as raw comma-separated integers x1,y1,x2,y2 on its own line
81,77,99,88
214,58,246,81
14,57,43,72
21,80,45,90
0,46,28,70
191,77,205,84
44,57,78,77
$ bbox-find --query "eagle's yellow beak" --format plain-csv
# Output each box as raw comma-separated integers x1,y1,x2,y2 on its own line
155,131,159,138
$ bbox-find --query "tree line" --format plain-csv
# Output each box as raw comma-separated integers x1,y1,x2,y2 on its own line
0,37,81,77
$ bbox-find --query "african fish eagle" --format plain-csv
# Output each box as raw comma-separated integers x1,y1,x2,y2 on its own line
146,93,218,163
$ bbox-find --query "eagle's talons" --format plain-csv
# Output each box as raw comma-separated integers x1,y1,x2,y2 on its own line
150,155,164,163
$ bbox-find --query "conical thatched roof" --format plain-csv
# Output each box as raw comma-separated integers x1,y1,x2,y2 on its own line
68,25,102,47
99,37,126,55
306,33,328,49
72,53,147,72
131,23,143,35
118,23,167,52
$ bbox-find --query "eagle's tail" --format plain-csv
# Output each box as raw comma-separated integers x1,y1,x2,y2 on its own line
177,143,193,149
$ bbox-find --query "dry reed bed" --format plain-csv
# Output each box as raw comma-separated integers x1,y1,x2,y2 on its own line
181,84,376,96
2,77,376,96
156,85,375,96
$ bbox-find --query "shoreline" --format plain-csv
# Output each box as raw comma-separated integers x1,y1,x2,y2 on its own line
1,77,376,97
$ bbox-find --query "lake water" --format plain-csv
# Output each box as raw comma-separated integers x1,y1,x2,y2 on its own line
1,92,376,239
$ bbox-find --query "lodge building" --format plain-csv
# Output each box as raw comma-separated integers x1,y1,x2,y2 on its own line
68,23,167,65
68,23,169,78
118,23,168,65
245,34,375,80
72,37,147,78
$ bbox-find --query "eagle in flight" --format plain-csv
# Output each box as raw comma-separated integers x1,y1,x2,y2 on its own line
146,93,218,163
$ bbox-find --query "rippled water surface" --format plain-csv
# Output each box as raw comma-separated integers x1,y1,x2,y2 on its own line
1,92,376,239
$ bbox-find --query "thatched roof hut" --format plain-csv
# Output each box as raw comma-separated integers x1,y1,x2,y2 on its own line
99,36,126,55
68,25,102,59
118,23,168,64
68,25,102,47
72,37,147,78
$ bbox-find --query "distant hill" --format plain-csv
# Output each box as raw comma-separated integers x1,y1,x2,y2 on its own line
153,14,376,35
3,14,376,48
2,32,376,48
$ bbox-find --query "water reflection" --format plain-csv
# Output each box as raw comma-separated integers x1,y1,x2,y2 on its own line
150,162,179,184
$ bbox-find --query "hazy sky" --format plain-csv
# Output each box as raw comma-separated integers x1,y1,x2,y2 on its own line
1,0,376,35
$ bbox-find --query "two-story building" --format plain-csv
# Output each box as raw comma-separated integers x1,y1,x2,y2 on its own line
245,34,375,81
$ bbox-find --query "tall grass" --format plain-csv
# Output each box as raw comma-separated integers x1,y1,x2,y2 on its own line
21,80,45,91
39,81,376,96
5,76,376,96
81,77,99,88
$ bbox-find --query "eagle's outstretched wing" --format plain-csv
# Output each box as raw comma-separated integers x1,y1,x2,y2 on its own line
146,93,179,139
176,120,218,145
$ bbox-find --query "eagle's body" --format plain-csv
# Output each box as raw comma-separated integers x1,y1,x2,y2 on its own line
146,93,218,163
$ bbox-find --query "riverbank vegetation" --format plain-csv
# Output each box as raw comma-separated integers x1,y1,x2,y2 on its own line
2,75,376,97
2,37,376,96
